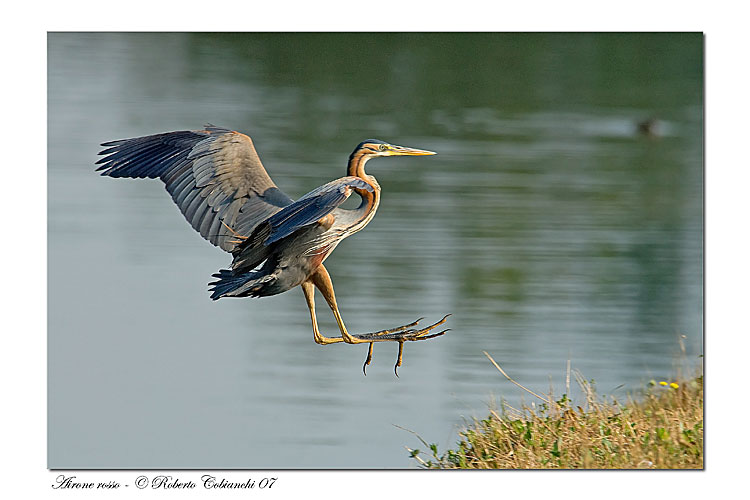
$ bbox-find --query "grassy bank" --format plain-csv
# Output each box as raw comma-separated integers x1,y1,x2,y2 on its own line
408,353,703,469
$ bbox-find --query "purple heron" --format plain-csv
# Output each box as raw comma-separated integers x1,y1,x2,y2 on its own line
96,125,450,375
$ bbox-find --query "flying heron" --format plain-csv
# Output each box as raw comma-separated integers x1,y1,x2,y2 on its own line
96,125,450,375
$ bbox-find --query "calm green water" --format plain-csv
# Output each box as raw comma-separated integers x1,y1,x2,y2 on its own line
48,33,703,468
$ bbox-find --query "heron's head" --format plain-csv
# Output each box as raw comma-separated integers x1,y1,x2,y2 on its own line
350,139,436,160
347,139,435,178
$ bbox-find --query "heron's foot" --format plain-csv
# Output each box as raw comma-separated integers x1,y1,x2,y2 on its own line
356,314,452,376
352,314,451,343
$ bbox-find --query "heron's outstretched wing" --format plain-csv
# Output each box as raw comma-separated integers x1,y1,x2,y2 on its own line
96,125,293,253
262,177,374,245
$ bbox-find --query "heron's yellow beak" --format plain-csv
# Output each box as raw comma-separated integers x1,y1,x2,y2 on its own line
387,144,437,156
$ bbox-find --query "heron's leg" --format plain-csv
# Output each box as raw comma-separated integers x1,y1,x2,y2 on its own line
310,265,451,374
302,271,412,347
312,265,451,342
311,266,437,340
309,265,363,345
301,280,343,345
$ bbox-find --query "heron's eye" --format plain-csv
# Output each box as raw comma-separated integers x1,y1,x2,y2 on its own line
378,144,387,151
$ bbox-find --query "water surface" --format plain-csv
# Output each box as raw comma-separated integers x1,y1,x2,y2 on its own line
48,33,703,468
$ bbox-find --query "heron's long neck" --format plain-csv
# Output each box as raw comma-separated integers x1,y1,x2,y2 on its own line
346,151,380,231
347,150,380,191
347,150,372,179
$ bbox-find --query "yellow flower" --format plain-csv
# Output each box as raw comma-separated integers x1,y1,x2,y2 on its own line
659,381,668,386
669,382,679,389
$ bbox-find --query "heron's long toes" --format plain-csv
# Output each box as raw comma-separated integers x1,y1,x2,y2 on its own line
415,328,450,341
421,314,451,332
354,315,452,375
394,342,405,377
353,315,452,342
371,317,424,336
362,343,374,376
404,314,452,340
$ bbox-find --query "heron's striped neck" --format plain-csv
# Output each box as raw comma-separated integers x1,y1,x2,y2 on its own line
347,150,381,194
347,150,373,179
344,150,380,236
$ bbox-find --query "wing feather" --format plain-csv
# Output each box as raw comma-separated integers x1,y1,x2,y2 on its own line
228,177,373,272
261,177,373,246
96,125,294,252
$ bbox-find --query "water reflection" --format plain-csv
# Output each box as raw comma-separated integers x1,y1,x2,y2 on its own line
48,32,702,468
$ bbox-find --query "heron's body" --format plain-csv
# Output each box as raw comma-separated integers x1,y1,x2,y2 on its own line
216,174,379,299
97,125,448,374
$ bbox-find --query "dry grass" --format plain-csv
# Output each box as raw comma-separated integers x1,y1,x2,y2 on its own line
408,353,703,469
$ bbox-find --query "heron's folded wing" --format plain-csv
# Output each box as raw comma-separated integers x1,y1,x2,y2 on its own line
96,125,293,253
261,177,374,245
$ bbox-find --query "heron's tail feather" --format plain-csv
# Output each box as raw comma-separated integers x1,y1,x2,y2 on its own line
208,269,274,300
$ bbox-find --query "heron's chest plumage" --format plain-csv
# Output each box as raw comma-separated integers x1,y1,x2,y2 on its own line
289,175,379,270
345,174,380,236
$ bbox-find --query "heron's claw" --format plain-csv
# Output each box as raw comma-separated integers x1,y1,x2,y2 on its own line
362,343,374,376
357,315,452,375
